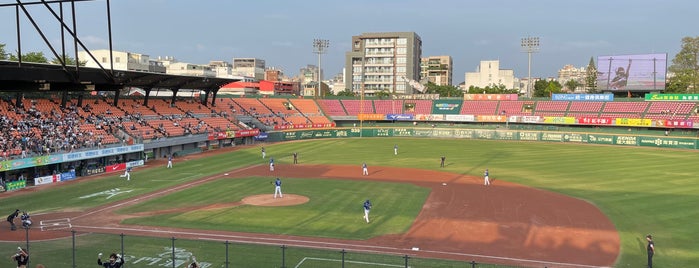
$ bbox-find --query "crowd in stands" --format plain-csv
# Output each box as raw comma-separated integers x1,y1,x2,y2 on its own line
1,97,117,160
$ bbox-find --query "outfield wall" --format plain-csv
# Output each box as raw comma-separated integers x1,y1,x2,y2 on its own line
266,127,699,150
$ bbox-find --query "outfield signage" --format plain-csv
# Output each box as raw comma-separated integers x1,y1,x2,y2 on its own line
615,118,652,127
552,94,614,101
5,180,26,191
432,100,462,115
464,94,518,101
577,117,614,125
543,117,576,124
645,93,699,101
387,114,414,120
269,128,698,150
0,144,144,172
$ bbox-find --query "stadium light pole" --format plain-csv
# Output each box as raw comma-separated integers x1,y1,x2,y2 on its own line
521,36,540,98
313,39,329,98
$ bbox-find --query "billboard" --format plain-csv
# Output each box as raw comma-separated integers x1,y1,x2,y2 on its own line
597,53,667,91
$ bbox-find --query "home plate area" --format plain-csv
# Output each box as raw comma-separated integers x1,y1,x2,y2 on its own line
40,218,72,231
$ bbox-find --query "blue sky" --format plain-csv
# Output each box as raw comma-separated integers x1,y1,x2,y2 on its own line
0,0,696,84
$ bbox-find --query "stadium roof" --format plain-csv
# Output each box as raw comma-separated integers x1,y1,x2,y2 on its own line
0,60,239,92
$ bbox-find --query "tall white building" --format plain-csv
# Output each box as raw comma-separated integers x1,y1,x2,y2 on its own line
233,58,265,80
464,60,516,90
557,64,586,92
77,49,151,72
421,55,453,86
344,32,422,95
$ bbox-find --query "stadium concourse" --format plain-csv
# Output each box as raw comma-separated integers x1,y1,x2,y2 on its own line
0,146,619,268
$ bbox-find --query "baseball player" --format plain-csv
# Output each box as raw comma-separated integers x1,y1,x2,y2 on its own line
362,199,372,223
440,156,446,168
362,162,368,176
273,177,283,198
261,147,266,159
119,167,131,181
20,211,31,228
293,152,298,164
484,168,490,186
97,252,124,268
269,157,275,171
12,247,29,268
646,234,655,268
167,154,173,168
394,144,398,155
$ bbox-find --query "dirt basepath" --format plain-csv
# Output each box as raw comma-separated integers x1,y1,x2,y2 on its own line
0,147,619,267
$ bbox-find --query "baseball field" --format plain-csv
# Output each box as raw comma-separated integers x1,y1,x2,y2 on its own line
1,137,697,267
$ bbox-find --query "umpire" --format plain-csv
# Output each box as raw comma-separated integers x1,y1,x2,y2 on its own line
6,209,19,231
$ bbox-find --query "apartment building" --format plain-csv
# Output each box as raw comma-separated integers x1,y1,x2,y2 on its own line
420,55,453,86
344,32,422,95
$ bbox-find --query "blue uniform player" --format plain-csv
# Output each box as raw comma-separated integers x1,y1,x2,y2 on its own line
363,199,372,223
269,157,275,171
167,154,173,168
484,168,490,186
273,177,283,198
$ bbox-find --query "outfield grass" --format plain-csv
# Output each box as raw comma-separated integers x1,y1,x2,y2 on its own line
2,137,698,267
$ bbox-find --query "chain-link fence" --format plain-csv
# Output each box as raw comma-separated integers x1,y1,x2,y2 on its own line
0,229,577,268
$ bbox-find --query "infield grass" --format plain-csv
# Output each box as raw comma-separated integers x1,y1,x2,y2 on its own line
2,137,698,267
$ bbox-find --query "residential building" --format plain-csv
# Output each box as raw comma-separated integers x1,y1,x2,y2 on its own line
464,60,516,90
232,58,265,80
421,55,453,86
557,64,586,92
344,32,422,95
77,49,150,72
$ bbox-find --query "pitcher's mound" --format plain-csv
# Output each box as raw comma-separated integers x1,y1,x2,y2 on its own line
242,194,309,206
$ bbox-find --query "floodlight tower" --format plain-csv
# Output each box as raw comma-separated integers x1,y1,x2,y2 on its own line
521,36,540,98
312,39,330,98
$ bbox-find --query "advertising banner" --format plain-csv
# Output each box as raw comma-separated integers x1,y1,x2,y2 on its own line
6,180,26,191
552,94,614,101
386,114,414,121
577,117,614,125
61,170,77,181
543,117,576,124
645,93,699,101
432,100,462,115
34,174,60,186
358,114,385,120
615,118,653,127
464,94,518,101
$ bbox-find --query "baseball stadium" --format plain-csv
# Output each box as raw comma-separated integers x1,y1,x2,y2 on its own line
2,1,698,268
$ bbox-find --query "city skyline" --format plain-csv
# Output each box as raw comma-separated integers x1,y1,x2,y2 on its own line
0,0,694,85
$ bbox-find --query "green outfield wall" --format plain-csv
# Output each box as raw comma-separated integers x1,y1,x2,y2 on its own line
267,127,699,150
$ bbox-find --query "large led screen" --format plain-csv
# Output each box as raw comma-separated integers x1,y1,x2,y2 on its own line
597,53,667,91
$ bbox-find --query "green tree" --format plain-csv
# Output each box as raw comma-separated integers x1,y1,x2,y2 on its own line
564,79,581,92
9,51,49,63
466,84,518,95
375,89,391,99
425,82,463,97
668,36,699,93
336,88,356,97
50,55,86,66
585,57,598,93
0,43,7,60
533,80,562,97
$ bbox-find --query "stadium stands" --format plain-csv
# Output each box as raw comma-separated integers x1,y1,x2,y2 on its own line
373,100,404,114
402,100,432,114
316,99,347,116
460,101,498,115
496,101,531,116
341,100,375,115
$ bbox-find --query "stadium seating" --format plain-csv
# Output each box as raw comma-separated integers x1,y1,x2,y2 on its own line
496,101,532,116
373,100,404,114
460,101,498,115
341,100,375,115
316,99,347,116
403,100,432,114
568,102,604,113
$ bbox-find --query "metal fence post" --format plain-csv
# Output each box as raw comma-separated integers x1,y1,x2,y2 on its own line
224,240,230,268
72,230,76,268
340,249,346,268
280,244,287,268
120,233,126,267
171,237,176,268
